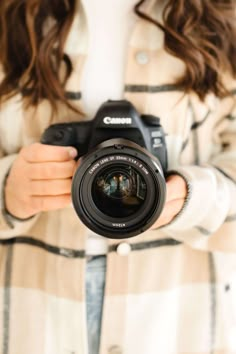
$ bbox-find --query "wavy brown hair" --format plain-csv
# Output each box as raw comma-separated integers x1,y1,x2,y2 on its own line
0,0,235,112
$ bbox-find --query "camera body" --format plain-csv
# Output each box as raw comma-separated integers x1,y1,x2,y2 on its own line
41,100,167,172
41,100,168,239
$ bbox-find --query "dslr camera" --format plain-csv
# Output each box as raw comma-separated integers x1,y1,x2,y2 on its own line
41,100,167,239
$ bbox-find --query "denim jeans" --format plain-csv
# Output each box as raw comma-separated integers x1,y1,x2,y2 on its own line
86,255,107,354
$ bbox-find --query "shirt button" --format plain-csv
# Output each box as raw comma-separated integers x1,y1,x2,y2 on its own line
108,345,122,354
116,242,131,256
136,51,149,65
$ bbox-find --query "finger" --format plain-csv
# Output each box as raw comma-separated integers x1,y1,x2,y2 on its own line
22,143,78,163
30,178,72,196
166,175,187,202
31,194,72,213
151,198,185,229
28,160,76,180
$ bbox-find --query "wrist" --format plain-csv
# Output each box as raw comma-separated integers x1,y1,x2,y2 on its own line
4,173,35,221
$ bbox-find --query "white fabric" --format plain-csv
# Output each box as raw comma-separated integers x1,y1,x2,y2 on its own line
81,0,137,117
80,0,137,255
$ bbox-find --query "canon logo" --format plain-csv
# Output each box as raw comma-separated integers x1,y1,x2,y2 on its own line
103,116,132,125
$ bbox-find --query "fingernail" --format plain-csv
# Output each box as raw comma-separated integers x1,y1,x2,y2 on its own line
68,147,78,159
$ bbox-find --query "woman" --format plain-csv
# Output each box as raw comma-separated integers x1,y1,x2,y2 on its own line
0,0,235,353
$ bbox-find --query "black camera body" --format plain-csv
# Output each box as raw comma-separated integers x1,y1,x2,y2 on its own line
41,100,167,171
41,100,168,239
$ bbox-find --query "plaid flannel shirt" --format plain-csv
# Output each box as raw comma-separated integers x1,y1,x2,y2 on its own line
0,0,236,353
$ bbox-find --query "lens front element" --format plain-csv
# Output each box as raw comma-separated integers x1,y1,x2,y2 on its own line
92,166,147,218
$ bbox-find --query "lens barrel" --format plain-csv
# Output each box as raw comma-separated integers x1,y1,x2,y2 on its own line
72,139,166,239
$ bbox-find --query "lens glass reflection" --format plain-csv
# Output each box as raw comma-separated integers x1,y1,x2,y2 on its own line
92,165,147,218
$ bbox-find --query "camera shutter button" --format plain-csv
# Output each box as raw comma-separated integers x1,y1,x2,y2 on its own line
116,242,131,256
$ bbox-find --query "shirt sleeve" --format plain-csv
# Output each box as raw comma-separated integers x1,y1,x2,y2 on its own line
161,87,236,253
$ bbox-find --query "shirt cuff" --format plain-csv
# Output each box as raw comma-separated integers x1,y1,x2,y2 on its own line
160,165,230,233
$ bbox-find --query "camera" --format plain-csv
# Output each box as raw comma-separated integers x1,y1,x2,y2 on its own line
41,100,168,239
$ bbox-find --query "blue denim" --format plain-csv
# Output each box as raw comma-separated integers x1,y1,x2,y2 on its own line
86,255,107,354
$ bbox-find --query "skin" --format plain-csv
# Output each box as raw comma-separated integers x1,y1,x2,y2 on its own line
5,143,188,226
150,174,188,229
5,143,78,219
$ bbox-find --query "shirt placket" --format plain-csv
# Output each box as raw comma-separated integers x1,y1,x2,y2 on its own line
98,238,131,354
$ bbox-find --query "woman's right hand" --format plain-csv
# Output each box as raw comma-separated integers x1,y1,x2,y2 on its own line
5,143,78,219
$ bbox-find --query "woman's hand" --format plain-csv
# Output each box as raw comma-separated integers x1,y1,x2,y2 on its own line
151,174,188,229
5,143,78,219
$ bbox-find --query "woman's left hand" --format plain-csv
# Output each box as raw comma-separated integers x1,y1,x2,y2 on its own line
151,174,188,229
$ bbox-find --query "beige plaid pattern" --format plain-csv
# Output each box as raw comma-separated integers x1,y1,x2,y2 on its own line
0,0,236,353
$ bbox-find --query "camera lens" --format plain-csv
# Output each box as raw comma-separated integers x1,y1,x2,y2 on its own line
92,165,147,218
72,139,166,239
